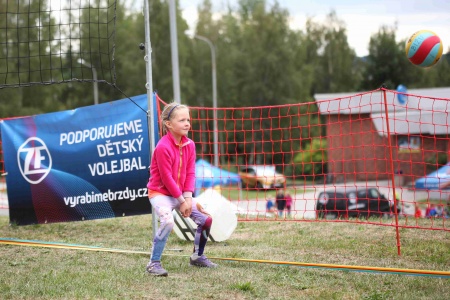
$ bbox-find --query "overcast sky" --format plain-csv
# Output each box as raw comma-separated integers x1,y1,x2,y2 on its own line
180,0,450,57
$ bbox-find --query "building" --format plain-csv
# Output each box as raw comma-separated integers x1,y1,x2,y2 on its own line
314,87,450,186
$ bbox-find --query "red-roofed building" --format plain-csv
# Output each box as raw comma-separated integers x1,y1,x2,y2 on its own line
314,87,450,186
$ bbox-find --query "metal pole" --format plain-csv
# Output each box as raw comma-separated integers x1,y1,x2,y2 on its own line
382,86,401,256
169,0,181,103
194,35,219,166
143,0,158,239
78,59,98,105
92,67,98,105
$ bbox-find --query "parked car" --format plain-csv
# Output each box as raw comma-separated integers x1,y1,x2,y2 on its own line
238,165,286,189
316,187,400,219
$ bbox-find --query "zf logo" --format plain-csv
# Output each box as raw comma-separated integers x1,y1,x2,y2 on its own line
17,137,52,184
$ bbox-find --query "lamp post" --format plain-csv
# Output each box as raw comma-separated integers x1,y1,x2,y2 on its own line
169,0,181,103
194,34,219,167
78,59,98,105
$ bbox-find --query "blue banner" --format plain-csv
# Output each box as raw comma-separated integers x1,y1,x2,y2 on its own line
1,94,155,225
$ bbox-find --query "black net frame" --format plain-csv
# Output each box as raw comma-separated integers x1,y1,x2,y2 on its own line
0,0,117,89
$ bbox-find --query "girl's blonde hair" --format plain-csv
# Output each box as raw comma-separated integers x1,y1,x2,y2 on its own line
160,102,189,135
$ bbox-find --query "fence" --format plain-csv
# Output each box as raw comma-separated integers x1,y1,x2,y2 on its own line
186,88,449,232
1,88,449,233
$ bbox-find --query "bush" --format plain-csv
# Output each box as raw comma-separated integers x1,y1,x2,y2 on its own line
292,138,327,179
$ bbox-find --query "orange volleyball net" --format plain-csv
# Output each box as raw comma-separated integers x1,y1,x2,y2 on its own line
187,87,449,231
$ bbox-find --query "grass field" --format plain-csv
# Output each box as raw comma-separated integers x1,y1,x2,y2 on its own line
0,214,449,299
219,186,302,201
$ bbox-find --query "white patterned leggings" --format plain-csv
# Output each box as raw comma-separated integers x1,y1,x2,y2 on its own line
149,194,212,262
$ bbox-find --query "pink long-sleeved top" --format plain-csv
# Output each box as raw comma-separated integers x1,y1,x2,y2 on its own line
147,132,196,199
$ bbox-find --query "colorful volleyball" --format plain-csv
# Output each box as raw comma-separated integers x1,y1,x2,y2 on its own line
405,30,443,68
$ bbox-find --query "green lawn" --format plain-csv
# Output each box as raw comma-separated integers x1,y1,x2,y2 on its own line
0,215,449,299
219,186,309,201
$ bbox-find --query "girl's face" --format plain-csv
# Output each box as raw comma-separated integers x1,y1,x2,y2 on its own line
165,107,190,142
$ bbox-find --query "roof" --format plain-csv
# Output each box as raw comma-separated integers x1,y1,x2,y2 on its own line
371,109,450,136
314,87,450,135
314,87,450,115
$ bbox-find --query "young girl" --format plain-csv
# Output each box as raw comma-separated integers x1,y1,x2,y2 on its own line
146,103,217,276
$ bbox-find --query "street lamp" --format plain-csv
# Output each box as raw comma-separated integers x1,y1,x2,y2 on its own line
78,59,99,105
193,34,219,167
169,0,181,103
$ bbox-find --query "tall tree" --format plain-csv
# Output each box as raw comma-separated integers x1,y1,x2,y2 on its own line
146,0,191,102
217,0,311,107
195,0,318,165
360,25,419,90
188,0,220,108
314,11,358,93
112,0,147,100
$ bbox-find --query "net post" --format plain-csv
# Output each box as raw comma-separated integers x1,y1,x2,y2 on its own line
382,87,402,256
143,0,157,239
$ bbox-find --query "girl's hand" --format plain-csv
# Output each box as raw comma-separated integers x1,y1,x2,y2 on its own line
179,198,192,217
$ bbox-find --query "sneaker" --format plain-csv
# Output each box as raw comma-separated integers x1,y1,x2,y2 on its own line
190,254,218,268
146,261,168,276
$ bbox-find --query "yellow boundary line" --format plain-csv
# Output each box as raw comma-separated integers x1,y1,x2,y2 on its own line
1,238,449,278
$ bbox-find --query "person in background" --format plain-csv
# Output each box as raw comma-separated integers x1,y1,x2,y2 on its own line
444,199,450,218
425,203,437,218
146,103,217,277
285,192,293,217
435,204,444,217
443,203,450,218
266,196,276,214
275,189,286,218
414,203,422,218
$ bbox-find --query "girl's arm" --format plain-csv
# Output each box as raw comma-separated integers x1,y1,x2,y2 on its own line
157,145,183,199
183,141,196,194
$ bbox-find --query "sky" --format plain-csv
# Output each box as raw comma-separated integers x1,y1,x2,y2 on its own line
180,0,450,57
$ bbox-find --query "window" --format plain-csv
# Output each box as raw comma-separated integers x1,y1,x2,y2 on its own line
397,136,420,153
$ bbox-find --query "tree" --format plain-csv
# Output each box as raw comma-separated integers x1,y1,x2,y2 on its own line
413,52,450,88
360,25,419,90
112,0,147,100
188,0,220,108
205,0,316,165
314,11,359,93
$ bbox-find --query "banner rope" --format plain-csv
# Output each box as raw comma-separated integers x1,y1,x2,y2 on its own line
1,237,449,278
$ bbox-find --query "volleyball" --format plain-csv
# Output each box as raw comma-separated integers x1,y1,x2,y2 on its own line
405,30,443,68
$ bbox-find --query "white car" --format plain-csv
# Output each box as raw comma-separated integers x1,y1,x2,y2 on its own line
238,165,286,189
